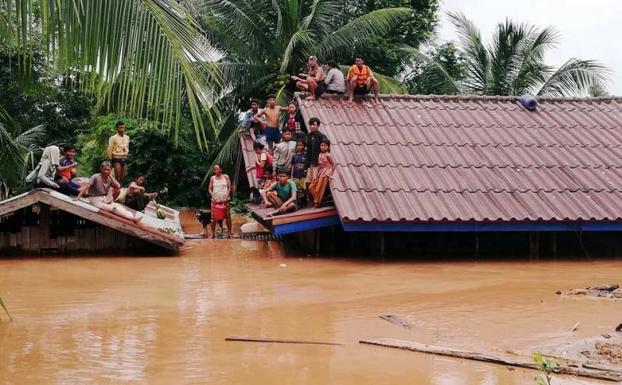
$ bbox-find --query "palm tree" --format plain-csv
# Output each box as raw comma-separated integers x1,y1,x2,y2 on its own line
0,108,46,191
2,0,222,147
416,12,609,96
195,0,412,102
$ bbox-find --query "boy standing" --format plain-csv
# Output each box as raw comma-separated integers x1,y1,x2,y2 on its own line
253,95,282,151
273,130,296,176
107,121,130,183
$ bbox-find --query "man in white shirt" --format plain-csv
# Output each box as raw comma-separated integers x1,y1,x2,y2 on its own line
324,61,346,94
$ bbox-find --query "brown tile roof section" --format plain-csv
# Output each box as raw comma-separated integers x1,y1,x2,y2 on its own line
297,95,622,223
240,132,259,189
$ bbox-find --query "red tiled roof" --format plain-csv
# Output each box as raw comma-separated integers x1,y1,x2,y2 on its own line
297,95,622,223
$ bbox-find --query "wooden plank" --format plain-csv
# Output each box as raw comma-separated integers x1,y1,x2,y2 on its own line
39,204,50,249
0,191,39,217
226,336,341,346
359,338,622,382
272,209,338,226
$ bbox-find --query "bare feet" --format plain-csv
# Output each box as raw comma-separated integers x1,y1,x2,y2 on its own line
305,95,316,100
133,215,143,224
347,98,355,106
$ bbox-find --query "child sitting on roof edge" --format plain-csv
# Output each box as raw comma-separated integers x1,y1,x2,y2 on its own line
266,170,298,216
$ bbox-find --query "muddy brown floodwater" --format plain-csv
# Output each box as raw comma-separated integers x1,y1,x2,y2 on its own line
0,214,621,384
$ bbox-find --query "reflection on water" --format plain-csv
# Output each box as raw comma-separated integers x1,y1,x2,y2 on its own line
0,234,619,384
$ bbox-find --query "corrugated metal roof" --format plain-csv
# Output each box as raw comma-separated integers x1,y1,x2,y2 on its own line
240,133,260,189
298,95,622,224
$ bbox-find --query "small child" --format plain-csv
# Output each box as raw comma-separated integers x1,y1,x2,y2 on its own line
308,138,335,208
291,140,307,206
282,103,307,142
259,165,275,208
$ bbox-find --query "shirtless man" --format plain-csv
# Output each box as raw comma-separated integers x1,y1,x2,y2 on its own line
254,95,285,151
291,56,326,100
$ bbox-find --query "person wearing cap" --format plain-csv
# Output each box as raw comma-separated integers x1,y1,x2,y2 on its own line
291,56,326,100
324,61,346,94
347,57,380,103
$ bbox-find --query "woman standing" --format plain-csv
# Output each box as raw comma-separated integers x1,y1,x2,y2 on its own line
208,164,232,238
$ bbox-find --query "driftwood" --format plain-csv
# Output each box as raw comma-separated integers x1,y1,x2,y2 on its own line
359,338,622,382
379,314,414,330
226,336,341,346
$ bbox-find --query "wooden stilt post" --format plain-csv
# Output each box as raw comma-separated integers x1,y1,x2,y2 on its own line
474,233,480,257
314,229,320,256
551,233,558,257
379,232,386,258
529,232,540,259
39,204,50,251
330,226,335,256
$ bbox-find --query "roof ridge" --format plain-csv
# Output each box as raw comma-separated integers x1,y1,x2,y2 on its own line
296,93,622,104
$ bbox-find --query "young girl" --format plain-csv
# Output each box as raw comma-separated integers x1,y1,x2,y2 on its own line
308,139,335,208
259,165,275,208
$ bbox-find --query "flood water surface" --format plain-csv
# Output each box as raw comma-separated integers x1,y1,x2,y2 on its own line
1,235,621,384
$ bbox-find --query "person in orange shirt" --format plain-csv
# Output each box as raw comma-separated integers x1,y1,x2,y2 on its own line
346,57,380,104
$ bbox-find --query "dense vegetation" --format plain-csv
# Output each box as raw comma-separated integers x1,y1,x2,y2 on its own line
0,1,611,206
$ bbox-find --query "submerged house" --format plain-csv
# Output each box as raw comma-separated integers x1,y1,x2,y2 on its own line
0,188,184,255
242,94,622,256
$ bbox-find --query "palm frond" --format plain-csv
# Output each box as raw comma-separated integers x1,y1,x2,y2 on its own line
447,11,490,94
316,8,412,61
5,0,222,145
537,58,610,97
15,124,46,148
403,48,463,94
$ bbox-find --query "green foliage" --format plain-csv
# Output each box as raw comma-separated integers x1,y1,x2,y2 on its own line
77,114,211,207
416,13,610,96
196,0,413,104
405,42,466,94
533,353,560,385
343,0,439,77
2,0,223,147
0,108,46,190
0,44,92,145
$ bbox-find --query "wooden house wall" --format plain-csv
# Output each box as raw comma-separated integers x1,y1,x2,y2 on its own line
0,204,163,255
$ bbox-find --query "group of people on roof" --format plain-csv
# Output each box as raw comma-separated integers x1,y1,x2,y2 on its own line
246,109,335,216
289,56,380,103
27,121,158,224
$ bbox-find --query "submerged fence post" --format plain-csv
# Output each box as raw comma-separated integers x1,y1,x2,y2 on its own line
529,232,540,259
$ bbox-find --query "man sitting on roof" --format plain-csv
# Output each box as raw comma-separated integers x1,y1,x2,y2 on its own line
55,144,81,196
76,161,142,224
125,175,158,212
291,56,326,100
347,57,380,104
242,98,266,146
265,170,297,217
26,145,61,191
324,61,346,94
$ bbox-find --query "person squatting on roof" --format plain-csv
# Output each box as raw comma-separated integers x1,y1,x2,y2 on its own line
323,60,346,94
291,56,326,100
107,121,130,183
76,161,142,224
347,57,380,104
56,144,81,196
